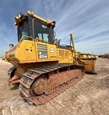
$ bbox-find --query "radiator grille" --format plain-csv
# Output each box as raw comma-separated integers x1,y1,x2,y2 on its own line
59,50,64,57
65,51,69,57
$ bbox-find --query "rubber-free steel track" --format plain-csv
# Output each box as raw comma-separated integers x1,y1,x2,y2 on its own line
19,64,84,105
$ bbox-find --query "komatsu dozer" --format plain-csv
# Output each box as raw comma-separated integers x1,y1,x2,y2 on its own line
3,11,95,105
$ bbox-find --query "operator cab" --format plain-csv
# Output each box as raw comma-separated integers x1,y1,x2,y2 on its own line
15,11,55,44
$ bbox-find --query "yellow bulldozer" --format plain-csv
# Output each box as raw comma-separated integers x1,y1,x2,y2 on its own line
3,11,96,105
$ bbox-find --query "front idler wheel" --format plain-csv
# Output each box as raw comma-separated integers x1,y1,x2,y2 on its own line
32,78,47,95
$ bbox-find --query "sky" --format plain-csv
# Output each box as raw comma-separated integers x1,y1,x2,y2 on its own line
0,0,109,56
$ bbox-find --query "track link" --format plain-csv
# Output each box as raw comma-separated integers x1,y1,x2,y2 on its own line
19,64,84,105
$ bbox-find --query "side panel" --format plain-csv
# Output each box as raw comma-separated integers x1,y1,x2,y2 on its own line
57,48,74,63
6,40,75,64
15,40,36,62
35,42,74,63
36,42,58,62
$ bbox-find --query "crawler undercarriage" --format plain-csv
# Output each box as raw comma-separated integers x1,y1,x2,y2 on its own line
19,64,84,105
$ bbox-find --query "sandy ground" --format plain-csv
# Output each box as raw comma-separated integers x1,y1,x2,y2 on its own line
0,58,109,115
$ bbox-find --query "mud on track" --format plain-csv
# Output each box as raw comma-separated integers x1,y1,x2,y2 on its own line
0,58,109,115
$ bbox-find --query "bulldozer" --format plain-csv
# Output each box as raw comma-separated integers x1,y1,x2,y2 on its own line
3,11,96,105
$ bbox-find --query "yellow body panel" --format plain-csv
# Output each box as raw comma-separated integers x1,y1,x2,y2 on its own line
5,40,74,67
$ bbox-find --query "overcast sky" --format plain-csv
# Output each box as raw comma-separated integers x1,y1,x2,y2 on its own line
0,0,109,56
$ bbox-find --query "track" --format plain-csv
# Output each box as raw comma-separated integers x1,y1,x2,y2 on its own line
19,64,84,105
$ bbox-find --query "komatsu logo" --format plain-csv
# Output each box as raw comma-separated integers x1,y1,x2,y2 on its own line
50,48,54,53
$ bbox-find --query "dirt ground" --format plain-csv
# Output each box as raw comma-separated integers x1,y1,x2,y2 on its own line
0,58,109,115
